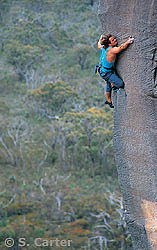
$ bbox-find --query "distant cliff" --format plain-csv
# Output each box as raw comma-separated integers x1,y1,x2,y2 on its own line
98,0,157,249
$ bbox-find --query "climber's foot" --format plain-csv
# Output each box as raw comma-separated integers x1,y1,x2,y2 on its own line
105,101,114,108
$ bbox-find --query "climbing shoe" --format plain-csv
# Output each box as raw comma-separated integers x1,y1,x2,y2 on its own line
105,101,114,108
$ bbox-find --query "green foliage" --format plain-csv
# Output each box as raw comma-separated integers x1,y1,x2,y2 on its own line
28,81,78,115
62,108,114,176
0,0,132,249
6,41,43,75
0,174,131,249
0,0,12,24
74,44,91,70
0,100,9,114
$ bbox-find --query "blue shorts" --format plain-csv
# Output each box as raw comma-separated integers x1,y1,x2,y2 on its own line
99,70,124,92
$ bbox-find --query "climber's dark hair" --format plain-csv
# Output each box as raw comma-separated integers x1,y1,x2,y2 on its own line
100,33,112,48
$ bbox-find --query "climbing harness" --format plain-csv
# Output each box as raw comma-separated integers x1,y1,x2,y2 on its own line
94,64,114,75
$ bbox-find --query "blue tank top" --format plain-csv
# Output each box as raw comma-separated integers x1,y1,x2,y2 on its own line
100,46,115,73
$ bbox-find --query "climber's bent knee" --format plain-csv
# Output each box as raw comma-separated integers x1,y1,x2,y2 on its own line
108,73,124,88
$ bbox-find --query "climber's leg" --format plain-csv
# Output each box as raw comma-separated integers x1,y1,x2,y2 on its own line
105,83,114,108
105,92,114,108
106,81,112,102
106,91,111,103
99,71,114,108
108,73,124,89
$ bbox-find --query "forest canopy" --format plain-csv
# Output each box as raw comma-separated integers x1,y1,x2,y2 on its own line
0,0,132,249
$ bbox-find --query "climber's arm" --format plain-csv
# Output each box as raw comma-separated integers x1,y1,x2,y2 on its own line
98,41,103,49
98,35,104,49
111,37,134,54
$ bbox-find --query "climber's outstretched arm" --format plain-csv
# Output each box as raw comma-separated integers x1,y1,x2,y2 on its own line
111,37,134,54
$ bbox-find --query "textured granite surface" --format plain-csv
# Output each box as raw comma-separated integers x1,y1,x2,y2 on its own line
98,0,157,249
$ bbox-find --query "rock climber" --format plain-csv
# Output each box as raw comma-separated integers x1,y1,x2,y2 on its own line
97,33,134,108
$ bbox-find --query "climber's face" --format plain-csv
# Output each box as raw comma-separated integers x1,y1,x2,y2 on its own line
109,36,118,47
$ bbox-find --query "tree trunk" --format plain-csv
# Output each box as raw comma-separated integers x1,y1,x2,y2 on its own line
98,0,157,249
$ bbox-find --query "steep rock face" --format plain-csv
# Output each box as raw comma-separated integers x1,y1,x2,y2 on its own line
98,0,157,249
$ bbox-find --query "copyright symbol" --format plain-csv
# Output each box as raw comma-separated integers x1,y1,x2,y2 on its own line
5,238,14,247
